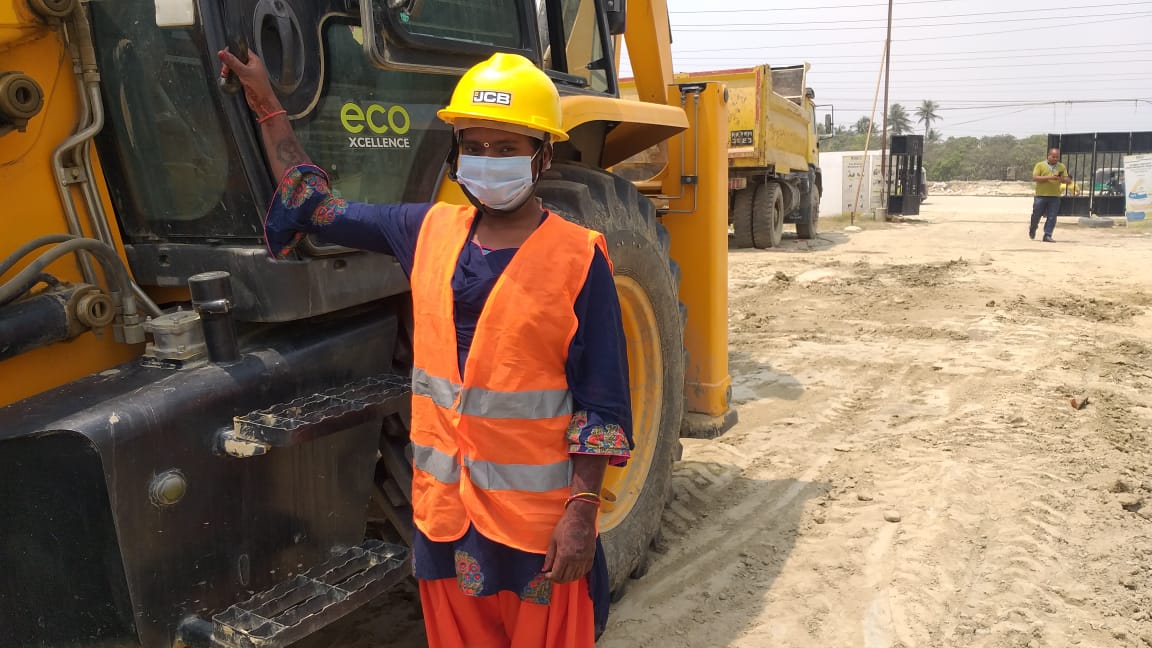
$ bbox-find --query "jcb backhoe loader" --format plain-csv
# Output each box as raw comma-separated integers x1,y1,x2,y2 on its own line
0,1,734,645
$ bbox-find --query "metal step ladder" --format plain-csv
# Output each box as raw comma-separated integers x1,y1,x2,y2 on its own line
219,374,412,457
210,540,410,648
233,374,412,447
200,374,414,646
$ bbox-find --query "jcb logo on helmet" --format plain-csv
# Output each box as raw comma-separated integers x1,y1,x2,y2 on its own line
472,91,512,106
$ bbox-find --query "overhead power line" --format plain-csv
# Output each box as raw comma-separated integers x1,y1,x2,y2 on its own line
672,2,1151,27
810,58,1152,69
673,41,1152,56
685,59,1152,73
675,11,1152,32
679,49,1152,65
811,75,1152,88
822,98,1152,111
649,23,1148,59
828,97,1152,104
809,67,1152,77
946,107,1062,127
669,0,960,12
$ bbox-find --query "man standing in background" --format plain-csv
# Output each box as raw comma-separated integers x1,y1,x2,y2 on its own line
1031,148,1069,242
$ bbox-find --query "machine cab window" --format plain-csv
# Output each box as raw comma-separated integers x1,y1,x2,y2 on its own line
93,0,619,247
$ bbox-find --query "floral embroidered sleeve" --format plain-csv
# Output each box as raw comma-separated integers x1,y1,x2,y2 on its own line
565,249,633,467
262,164,431,271
567,410,631,466
263,165,346,258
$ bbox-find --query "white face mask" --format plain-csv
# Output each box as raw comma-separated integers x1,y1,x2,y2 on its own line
455,152,540,212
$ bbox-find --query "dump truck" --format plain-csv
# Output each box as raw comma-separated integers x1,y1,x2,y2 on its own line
0,0,735,645
625,65,827,248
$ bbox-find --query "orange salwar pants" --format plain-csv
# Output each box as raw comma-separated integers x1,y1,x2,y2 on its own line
419,577,595,648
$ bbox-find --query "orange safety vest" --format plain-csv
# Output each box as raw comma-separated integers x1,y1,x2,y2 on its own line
408,203,610,554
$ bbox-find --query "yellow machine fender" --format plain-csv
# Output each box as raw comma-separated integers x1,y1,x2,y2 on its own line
560,94,686,167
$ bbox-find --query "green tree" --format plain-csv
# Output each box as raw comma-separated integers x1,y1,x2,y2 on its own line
927,128,942,143
914,100,942,139
854,116,876,135
888,103,913,136
920,134,1047,181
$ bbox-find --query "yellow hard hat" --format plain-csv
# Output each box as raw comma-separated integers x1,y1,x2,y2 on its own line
437,53,568,142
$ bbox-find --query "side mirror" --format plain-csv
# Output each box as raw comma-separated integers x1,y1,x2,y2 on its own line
817,107,835,141
154,0,195,27
606,0,627,36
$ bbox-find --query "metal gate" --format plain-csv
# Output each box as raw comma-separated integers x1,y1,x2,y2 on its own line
1047,131,1152,216
886,135,923,216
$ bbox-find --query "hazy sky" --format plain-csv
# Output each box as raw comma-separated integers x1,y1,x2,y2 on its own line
619,0,1152,138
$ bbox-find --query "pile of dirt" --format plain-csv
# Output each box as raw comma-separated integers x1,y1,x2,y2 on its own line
785,259,970,297
1111,339,1152,362
1003,294,1146,324
1089,390,1150,454
1038,295,1144,323
866,258,970,288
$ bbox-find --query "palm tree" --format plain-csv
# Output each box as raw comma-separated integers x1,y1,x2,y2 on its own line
888,104,912,136
927,128,942,143
854,116,875,135
915,100,942,139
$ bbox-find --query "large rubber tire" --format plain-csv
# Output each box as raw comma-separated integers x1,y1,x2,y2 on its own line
731,187,755,249
537,163,685,595
796,187,820,240
755,182,785,248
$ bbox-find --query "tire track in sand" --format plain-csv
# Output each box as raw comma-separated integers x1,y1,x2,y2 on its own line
859,393,1087,648
601,379,890,648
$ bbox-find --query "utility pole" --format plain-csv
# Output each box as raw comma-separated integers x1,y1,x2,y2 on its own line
879,0,893,217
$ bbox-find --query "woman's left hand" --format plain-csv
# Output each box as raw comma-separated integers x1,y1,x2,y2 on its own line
542,503,598,583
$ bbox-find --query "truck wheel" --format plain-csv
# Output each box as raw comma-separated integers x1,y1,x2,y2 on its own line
796,187,820,240
731,186,755,249
755,182,785,248
537,163,685,595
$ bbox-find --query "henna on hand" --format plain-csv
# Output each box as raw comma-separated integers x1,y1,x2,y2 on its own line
544,505,598,583
218,49,311,180
539,449,612,582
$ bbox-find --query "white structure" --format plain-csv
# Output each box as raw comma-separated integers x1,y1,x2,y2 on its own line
1124,153,1151,222
819,150,885,218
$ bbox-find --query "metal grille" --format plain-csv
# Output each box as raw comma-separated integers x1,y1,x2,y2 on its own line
1047,131,1152,216
886,135,924,216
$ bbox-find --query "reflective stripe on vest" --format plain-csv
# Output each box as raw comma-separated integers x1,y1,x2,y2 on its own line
412,367,573,419
412,443,572,493
412,443,461,484
411,367,460,410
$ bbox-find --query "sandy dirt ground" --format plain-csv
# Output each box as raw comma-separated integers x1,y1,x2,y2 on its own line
929,181,1035,197
311,195,1152,648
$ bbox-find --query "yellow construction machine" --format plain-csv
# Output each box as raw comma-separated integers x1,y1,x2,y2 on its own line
0,0,734,645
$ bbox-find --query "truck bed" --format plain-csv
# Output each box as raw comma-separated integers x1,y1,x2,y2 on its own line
673,66,813,174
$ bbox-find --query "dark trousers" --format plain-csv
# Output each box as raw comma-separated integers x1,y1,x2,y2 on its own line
1030,196,1060,237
